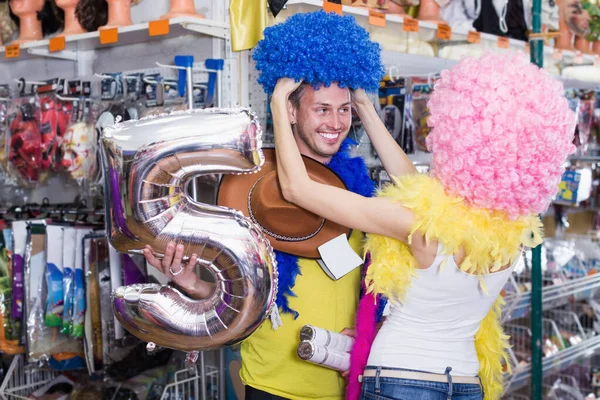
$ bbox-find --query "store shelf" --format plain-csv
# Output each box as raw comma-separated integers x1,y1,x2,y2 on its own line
284,0,599,68
502,273,600,322
504,334,600,393
0,16,229,63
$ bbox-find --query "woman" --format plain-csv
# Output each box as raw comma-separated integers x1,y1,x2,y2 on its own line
271,51,575,400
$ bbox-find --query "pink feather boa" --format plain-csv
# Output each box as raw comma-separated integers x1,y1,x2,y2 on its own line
347,254,378,400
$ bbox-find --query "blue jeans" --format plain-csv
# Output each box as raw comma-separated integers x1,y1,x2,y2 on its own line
360,366,484,400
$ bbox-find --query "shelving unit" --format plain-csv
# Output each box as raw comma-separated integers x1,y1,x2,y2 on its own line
283,0,600,80
0,17,229,63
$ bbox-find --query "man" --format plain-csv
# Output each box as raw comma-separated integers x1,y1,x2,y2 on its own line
144,10,387,400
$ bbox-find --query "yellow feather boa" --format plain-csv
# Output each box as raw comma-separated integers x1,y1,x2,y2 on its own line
364,174,543,400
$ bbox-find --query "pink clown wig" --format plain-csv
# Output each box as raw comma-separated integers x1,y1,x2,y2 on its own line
426,52,576,218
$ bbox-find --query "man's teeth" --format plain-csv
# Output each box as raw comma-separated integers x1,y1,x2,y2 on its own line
318,132,338,139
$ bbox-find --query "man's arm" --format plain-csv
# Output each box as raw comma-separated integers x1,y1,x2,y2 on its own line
352,89,418,179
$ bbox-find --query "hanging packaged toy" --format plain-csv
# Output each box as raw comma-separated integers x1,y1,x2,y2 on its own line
0,228,23,355
44,225,64,328
7,88,42,186
26,223,85,369
61,227,77,335
70,228,92,339
61,82,97,186
11,221,27,330
0,85,10,177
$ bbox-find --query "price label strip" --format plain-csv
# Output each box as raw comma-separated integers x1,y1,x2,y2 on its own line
497,36,509,49
149,20,170,37
436,24,451,41
467,31,480,44
5,44,20,59
368,10,386,27
49,36,66,53
403,18,419,33
99,28,119,45
323,0,343,15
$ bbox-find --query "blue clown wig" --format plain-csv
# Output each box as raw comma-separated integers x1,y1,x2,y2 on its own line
253,10,385,95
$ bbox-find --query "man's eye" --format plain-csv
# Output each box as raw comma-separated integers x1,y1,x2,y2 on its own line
317,108,327,114
340,107,350,113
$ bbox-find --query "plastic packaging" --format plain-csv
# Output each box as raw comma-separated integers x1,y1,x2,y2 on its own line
7,97,43,185
44,225,64,328
61,227,77,334
11,221,27,322
70,228,93,338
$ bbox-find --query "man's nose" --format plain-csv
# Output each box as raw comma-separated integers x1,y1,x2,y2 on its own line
327,112,342,130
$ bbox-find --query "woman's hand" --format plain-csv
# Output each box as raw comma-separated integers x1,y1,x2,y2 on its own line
272,78,303,104
143,242,213,299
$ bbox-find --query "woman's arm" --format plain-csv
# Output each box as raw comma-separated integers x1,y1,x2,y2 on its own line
352,89,417,178
271,79,414,243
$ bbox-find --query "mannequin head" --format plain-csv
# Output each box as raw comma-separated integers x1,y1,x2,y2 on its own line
562,0,591,35
55,0,78,8
0,1,17,43
75,0,106,31
75,0,140,31
9,0,45,15
8,0,63,36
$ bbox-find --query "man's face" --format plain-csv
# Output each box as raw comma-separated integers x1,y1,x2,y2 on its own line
289,83,352,163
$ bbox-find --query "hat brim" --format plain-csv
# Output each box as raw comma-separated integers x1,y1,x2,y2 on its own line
216,148,352,259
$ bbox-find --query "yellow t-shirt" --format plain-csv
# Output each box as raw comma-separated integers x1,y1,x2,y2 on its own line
240,230,364,400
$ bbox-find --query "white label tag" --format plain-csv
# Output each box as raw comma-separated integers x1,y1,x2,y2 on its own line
317,234,363,280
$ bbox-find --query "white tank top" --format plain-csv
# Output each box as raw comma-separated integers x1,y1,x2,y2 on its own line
367,244,515,376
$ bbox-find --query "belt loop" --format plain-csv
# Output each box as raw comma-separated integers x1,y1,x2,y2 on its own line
445,367,453,400
375,367,382,394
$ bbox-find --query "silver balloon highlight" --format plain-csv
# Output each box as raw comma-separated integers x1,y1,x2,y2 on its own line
100,108,278,352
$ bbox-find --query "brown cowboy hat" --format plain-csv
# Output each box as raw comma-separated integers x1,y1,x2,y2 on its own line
216,148,351,259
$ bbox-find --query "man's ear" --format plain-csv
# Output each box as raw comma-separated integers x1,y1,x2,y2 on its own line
287,100,297,125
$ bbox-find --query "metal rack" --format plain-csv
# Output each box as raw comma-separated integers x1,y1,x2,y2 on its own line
0,353,223,400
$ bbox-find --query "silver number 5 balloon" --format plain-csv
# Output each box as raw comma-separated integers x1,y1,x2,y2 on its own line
100,108,278,352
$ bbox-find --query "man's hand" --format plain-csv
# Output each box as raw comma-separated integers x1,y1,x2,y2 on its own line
143,242,212,299
272,78,303,104
351,88,372,109
340,327,357,379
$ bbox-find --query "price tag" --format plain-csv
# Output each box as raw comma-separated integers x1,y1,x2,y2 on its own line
99,28,119,45
497,36,510,48
5,44,20,59
323,0,343,15
403,18,419,33
594,56,600,67
49,36,65,52
467,31,480,44
436,24,451,40
149,19,170,37
552,48,563,60
368,10,386,27
574,52,583,64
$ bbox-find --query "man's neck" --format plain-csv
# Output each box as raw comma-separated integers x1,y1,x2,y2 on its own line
294,135,333,164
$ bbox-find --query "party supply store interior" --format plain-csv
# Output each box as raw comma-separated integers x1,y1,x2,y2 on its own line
0,0,599,399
